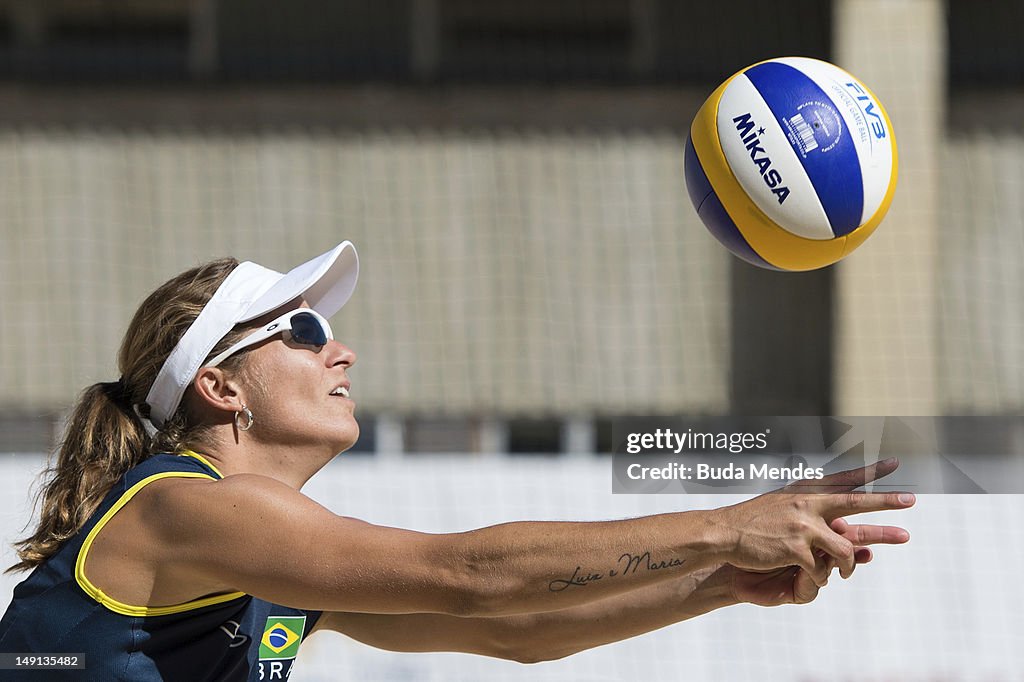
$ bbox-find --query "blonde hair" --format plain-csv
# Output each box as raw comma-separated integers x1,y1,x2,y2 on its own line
10,258,257,572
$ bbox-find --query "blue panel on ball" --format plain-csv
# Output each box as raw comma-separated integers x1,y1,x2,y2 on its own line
745,61,863,237
700,189,784,271
684,135,714,213
685,137,781,270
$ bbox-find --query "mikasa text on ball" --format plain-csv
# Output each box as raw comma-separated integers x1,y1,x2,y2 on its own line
684,57,898,271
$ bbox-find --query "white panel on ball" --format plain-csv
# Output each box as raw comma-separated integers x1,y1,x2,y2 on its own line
716,73,834,240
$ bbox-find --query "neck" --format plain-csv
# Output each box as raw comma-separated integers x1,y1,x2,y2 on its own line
193,426,335,489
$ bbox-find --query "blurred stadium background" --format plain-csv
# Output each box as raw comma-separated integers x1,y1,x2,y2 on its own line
0,0,1021,679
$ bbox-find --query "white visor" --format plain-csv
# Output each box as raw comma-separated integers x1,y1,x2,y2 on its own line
144,241,359,428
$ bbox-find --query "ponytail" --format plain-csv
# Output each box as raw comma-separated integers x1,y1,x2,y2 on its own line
8,257,249,573
9,380,149,572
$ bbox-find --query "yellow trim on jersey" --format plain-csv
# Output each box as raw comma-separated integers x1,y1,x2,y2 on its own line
75,471,247,617
179,449,225,479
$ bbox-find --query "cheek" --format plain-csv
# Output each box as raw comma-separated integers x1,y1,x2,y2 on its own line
266,360,330,416
237,355,271,403
242,347,345,424
242,355,308,412
269,368,320,408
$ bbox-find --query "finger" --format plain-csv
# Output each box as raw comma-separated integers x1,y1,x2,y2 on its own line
793,567,821,604
836,526,879,564
817,491,916,519
817,546,872,566
830,517,850,534
786,458,900,494
806,548,831,585
799,549,831,588
816,548,844,580
832,522,911,546
813,523,856,579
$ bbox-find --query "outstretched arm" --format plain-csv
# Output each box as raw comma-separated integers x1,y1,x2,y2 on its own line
148,460,912,618
311,517,909,663
312,563,736,663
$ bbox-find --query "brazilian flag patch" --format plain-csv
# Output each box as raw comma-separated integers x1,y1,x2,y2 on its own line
259,615,306,661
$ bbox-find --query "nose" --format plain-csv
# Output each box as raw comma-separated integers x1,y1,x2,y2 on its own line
327,339,356,369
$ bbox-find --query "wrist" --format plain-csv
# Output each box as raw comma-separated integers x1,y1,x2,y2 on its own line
703,564,743,605
674,563,741,618
696,507,740,565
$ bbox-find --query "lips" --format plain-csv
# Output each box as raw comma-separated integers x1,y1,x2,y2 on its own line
329,385,350,398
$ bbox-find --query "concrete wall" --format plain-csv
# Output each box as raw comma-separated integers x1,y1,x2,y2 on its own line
2,0,1022,431
0,127,730,418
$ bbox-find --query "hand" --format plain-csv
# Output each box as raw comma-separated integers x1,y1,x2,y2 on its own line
727,516,911,606
708,459,914,588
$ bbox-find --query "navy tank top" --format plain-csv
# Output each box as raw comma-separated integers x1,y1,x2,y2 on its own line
0,452,322,681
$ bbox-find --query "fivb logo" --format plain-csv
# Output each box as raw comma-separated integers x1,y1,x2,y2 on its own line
259,615,306,661
843,81,887,140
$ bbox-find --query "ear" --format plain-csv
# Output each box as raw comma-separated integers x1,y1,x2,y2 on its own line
193,366,246,415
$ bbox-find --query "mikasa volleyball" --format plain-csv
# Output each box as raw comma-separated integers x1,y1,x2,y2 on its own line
685,57,897,271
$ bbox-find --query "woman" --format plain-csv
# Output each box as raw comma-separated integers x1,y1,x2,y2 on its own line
0,242,913,680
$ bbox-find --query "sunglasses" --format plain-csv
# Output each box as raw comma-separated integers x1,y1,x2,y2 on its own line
206,309,334,367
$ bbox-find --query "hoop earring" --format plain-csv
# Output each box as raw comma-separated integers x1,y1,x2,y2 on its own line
234,405,255,432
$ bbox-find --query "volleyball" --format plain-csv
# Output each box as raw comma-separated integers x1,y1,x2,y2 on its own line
685,57,898,271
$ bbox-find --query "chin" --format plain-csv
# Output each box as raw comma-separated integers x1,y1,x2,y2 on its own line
334,420,360,454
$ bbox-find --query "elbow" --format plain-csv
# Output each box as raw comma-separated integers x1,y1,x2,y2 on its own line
508,649,576,665
501,637,581,664
437,541,526,618
447,574,523,618
485,617,581,664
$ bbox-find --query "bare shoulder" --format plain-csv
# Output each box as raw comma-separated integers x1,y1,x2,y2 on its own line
138,472,381,568
129,472,446,612
141,472,338,536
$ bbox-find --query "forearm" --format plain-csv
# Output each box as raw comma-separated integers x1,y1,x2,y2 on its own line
496,562,739,661
434,510,727,617
322,564,739,663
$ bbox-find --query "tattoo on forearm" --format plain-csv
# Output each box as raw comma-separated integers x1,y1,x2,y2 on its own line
548,551,686,592
547,566,604,591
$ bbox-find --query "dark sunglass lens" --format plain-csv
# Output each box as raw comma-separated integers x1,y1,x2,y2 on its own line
290,313,329,347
